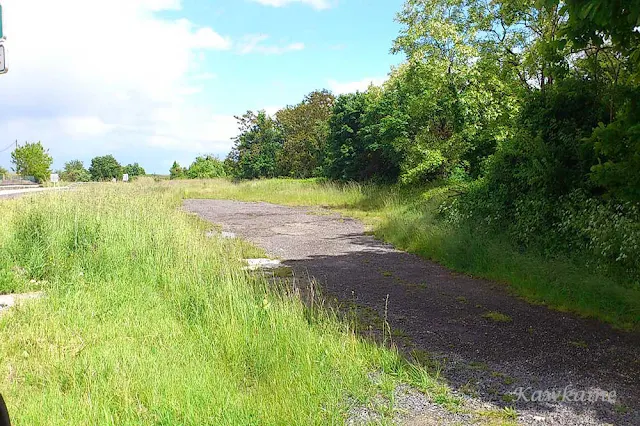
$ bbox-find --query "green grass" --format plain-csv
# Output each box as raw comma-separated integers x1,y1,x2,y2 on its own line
174,178,640,330
482,311,513,323
0,183,444,425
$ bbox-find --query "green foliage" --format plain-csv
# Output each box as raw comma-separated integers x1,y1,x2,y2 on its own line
227,111,284,179
325,92,370,181
554,190,640,279
10,142,53,183
216,0,640,309
487,77,606,200
276,90,335,178
0,165,7,176
388,0,640,291
325,91,403,181
61,160,91,182
558,0,640,62
89,155,122,181
168,157,226,180
123,162,146,178
169,161,185,180
590,93,640,201
186,155,226,179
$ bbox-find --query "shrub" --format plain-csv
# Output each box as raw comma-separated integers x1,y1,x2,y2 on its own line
186,155,226,179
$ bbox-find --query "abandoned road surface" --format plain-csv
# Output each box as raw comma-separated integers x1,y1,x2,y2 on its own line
185,199,640,426
0,186,69,199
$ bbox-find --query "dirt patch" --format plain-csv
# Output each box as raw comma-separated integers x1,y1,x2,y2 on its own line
184,199,640,425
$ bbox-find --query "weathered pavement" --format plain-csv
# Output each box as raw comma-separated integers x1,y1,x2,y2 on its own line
0,186,69,199
184,199,640,426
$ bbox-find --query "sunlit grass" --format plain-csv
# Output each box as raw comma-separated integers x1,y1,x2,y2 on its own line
0,183,438,425
176,178,640,330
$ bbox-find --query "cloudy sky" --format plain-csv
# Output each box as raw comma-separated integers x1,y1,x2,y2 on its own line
0,0,403,174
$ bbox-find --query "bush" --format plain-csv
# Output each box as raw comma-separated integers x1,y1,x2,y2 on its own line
186,156,226,179
589,91,640,202
61,160,91,182
555,191,640,283
442,185,640,286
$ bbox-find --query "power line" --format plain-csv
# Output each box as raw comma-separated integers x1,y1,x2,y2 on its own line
0,140,16,153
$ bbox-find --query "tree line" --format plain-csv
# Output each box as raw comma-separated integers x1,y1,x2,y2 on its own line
169,155,226,180
4,142,145,182
197,0,639,282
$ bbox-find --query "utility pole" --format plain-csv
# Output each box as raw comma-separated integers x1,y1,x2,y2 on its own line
0,2,7,75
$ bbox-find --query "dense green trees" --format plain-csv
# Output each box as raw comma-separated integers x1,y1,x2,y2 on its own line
325,89,405,182
276,90,335,178
169,157,225,180
67,158,145,182
123,163,146,178
215,0,640,282
7,143,146,183
221,0,638,195
61,160,91,182
10,142,53,183
170,161,185,180
227,111,284,180
89,155,122,181
186,156,226,179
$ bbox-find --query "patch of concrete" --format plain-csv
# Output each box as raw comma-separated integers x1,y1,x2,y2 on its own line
205,230,236,239
244,258,282,271
0,292,43,314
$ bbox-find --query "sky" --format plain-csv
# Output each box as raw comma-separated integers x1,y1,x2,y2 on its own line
0,0,405,174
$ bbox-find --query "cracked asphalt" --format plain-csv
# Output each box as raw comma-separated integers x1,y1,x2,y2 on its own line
184,199,640,426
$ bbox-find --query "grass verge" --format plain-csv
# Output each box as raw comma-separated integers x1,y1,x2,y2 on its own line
0,183,444,425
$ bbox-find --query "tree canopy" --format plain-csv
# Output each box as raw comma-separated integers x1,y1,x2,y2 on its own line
213,0,640,280
186,156,226,179
227,111,284,180
89,155,122,181
11,142,53,183
276,90,335,178
61,160,91,182
123,163,146,178
169,161,185,180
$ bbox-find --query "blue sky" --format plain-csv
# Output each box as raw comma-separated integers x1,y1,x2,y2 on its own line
0,0,405,174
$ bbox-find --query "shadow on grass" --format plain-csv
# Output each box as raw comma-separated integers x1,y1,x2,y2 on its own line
278,235,640,425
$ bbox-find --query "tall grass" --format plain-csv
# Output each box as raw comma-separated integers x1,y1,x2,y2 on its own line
0,184,431,425
177,178,640,330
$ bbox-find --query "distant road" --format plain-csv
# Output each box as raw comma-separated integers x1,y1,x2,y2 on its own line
0,186,70,199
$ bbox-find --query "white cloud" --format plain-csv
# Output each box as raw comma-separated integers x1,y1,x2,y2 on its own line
60,117,114,137
192,72,218,81
250,0,333,10
188,25,232,50
238,35,305,55
328,77,388,95
140,0,182,11
0,0,235,173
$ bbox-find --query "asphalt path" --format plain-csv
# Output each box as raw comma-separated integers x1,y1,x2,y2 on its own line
185,198,640,426
0,186,70,199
